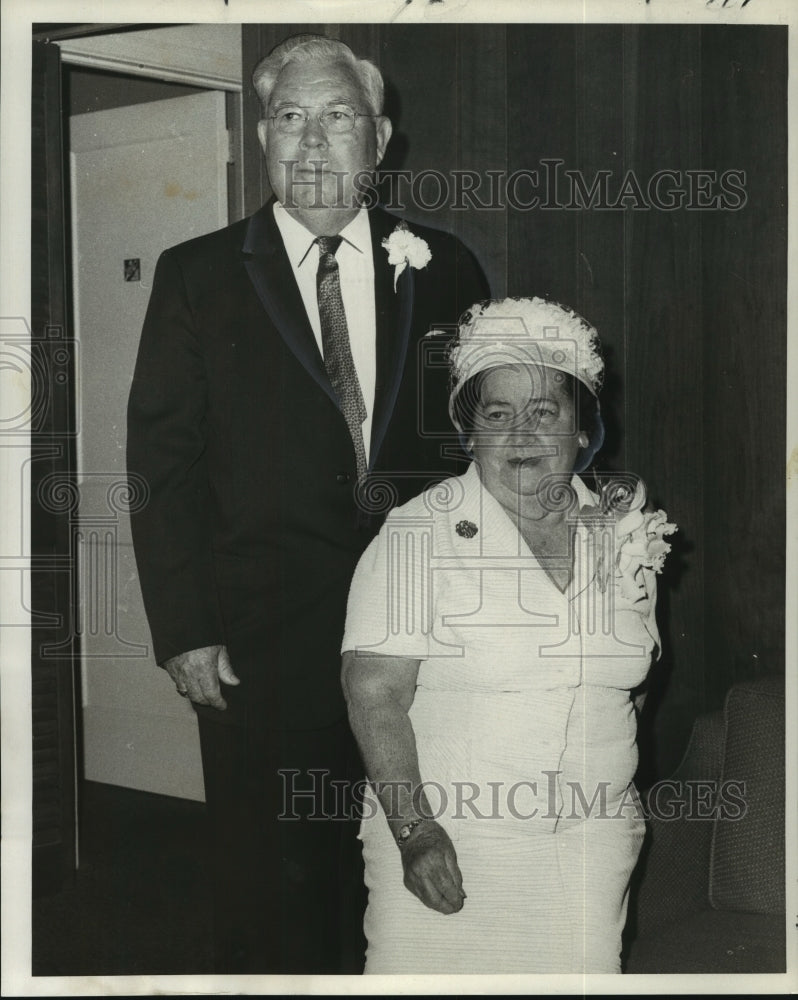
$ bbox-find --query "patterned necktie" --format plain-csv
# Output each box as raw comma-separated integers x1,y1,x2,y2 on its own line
316,235,368,480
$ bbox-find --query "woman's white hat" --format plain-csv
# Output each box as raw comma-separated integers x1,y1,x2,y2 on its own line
447,297,605,431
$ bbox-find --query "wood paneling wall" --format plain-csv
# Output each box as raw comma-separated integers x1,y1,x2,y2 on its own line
240,24,787,780
700,26,787,711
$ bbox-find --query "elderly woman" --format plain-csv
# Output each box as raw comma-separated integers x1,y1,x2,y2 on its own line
341,297,676,974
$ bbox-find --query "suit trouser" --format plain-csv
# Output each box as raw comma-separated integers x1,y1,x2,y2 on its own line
195,702,368,974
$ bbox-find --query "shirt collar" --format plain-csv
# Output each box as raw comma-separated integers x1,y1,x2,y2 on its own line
272,202,370,268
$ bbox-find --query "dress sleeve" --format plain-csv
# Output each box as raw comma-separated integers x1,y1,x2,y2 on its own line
608,560,665,667
612,506,677,662
342,512,433,661
638,565,662,655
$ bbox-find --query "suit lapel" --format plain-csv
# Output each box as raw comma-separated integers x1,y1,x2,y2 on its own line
241,201,338,408
241,203,415,466
369,209,414,469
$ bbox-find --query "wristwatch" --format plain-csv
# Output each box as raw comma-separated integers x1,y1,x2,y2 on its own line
396,817,427,847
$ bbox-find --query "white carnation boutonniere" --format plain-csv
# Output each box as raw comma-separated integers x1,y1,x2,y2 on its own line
382,221,432,291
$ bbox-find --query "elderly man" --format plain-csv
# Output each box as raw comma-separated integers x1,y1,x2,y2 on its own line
127,34,488,973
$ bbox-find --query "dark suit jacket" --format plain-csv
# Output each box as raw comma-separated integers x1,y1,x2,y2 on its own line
127,201,489,729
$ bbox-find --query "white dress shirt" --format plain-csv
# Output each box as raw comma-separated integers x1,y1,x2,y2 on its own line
273,202,377,462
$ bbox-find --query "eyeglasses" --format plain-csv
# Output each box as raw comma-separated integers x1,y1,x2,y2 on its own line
267,104,375,135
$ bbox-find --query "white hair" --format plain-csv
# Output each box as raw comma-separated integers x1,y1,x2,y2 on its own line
252,34,385,116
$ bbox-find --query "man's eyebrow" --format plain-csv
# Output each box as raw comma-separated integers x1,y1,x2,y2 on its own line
270,98,357,109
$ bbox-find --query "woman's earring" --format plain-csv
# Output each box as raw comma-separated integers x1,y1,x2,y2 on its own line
578,432,589,448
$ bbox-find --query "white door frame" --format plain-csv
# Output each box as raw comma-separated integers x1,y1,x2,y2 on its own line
57,24,243,92
56,24,246,223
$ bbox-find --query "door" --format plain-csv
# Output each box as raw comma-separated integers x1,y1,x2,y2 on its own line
69,91,229,800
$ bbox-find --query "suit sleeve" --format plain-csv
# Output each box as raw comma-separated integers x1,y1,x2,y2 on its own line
127,249,224,664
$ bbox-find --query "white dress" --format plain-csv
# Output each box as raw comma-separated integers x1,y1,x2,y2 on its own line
342,464,660,974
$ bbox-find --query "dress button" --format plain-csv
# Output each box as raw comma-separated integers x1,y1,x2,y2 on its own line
336,473,350,484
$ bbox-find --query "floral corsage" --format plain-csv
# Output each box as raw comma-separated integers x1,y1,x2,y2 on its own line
585,476,677,657
382,221,432,291
614,505,678,604
588,476,678,603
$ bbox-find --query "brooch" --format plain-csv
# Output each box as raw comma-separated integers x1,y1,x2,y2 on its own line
456,520,478,539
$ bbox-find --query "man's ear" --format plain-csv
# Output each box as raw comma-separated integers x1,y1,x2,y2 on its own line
374,116,393,167
257,119,269,157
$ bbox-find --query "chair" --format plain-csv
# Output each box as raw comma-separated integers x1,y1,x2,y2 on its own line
625,675,786,973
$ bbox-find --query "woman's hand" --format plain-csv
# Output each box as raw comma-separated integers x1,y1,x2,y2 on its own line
399,821,466,915
341,652,465,913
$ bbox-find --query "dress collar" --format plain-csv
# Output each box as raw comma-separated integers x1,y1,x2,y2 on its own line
454,463,596,538
452,463,599,598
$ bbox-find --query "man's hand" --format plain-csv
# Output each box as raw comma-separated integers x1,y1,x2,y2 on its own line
399,821,466,915
164,644,240,710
